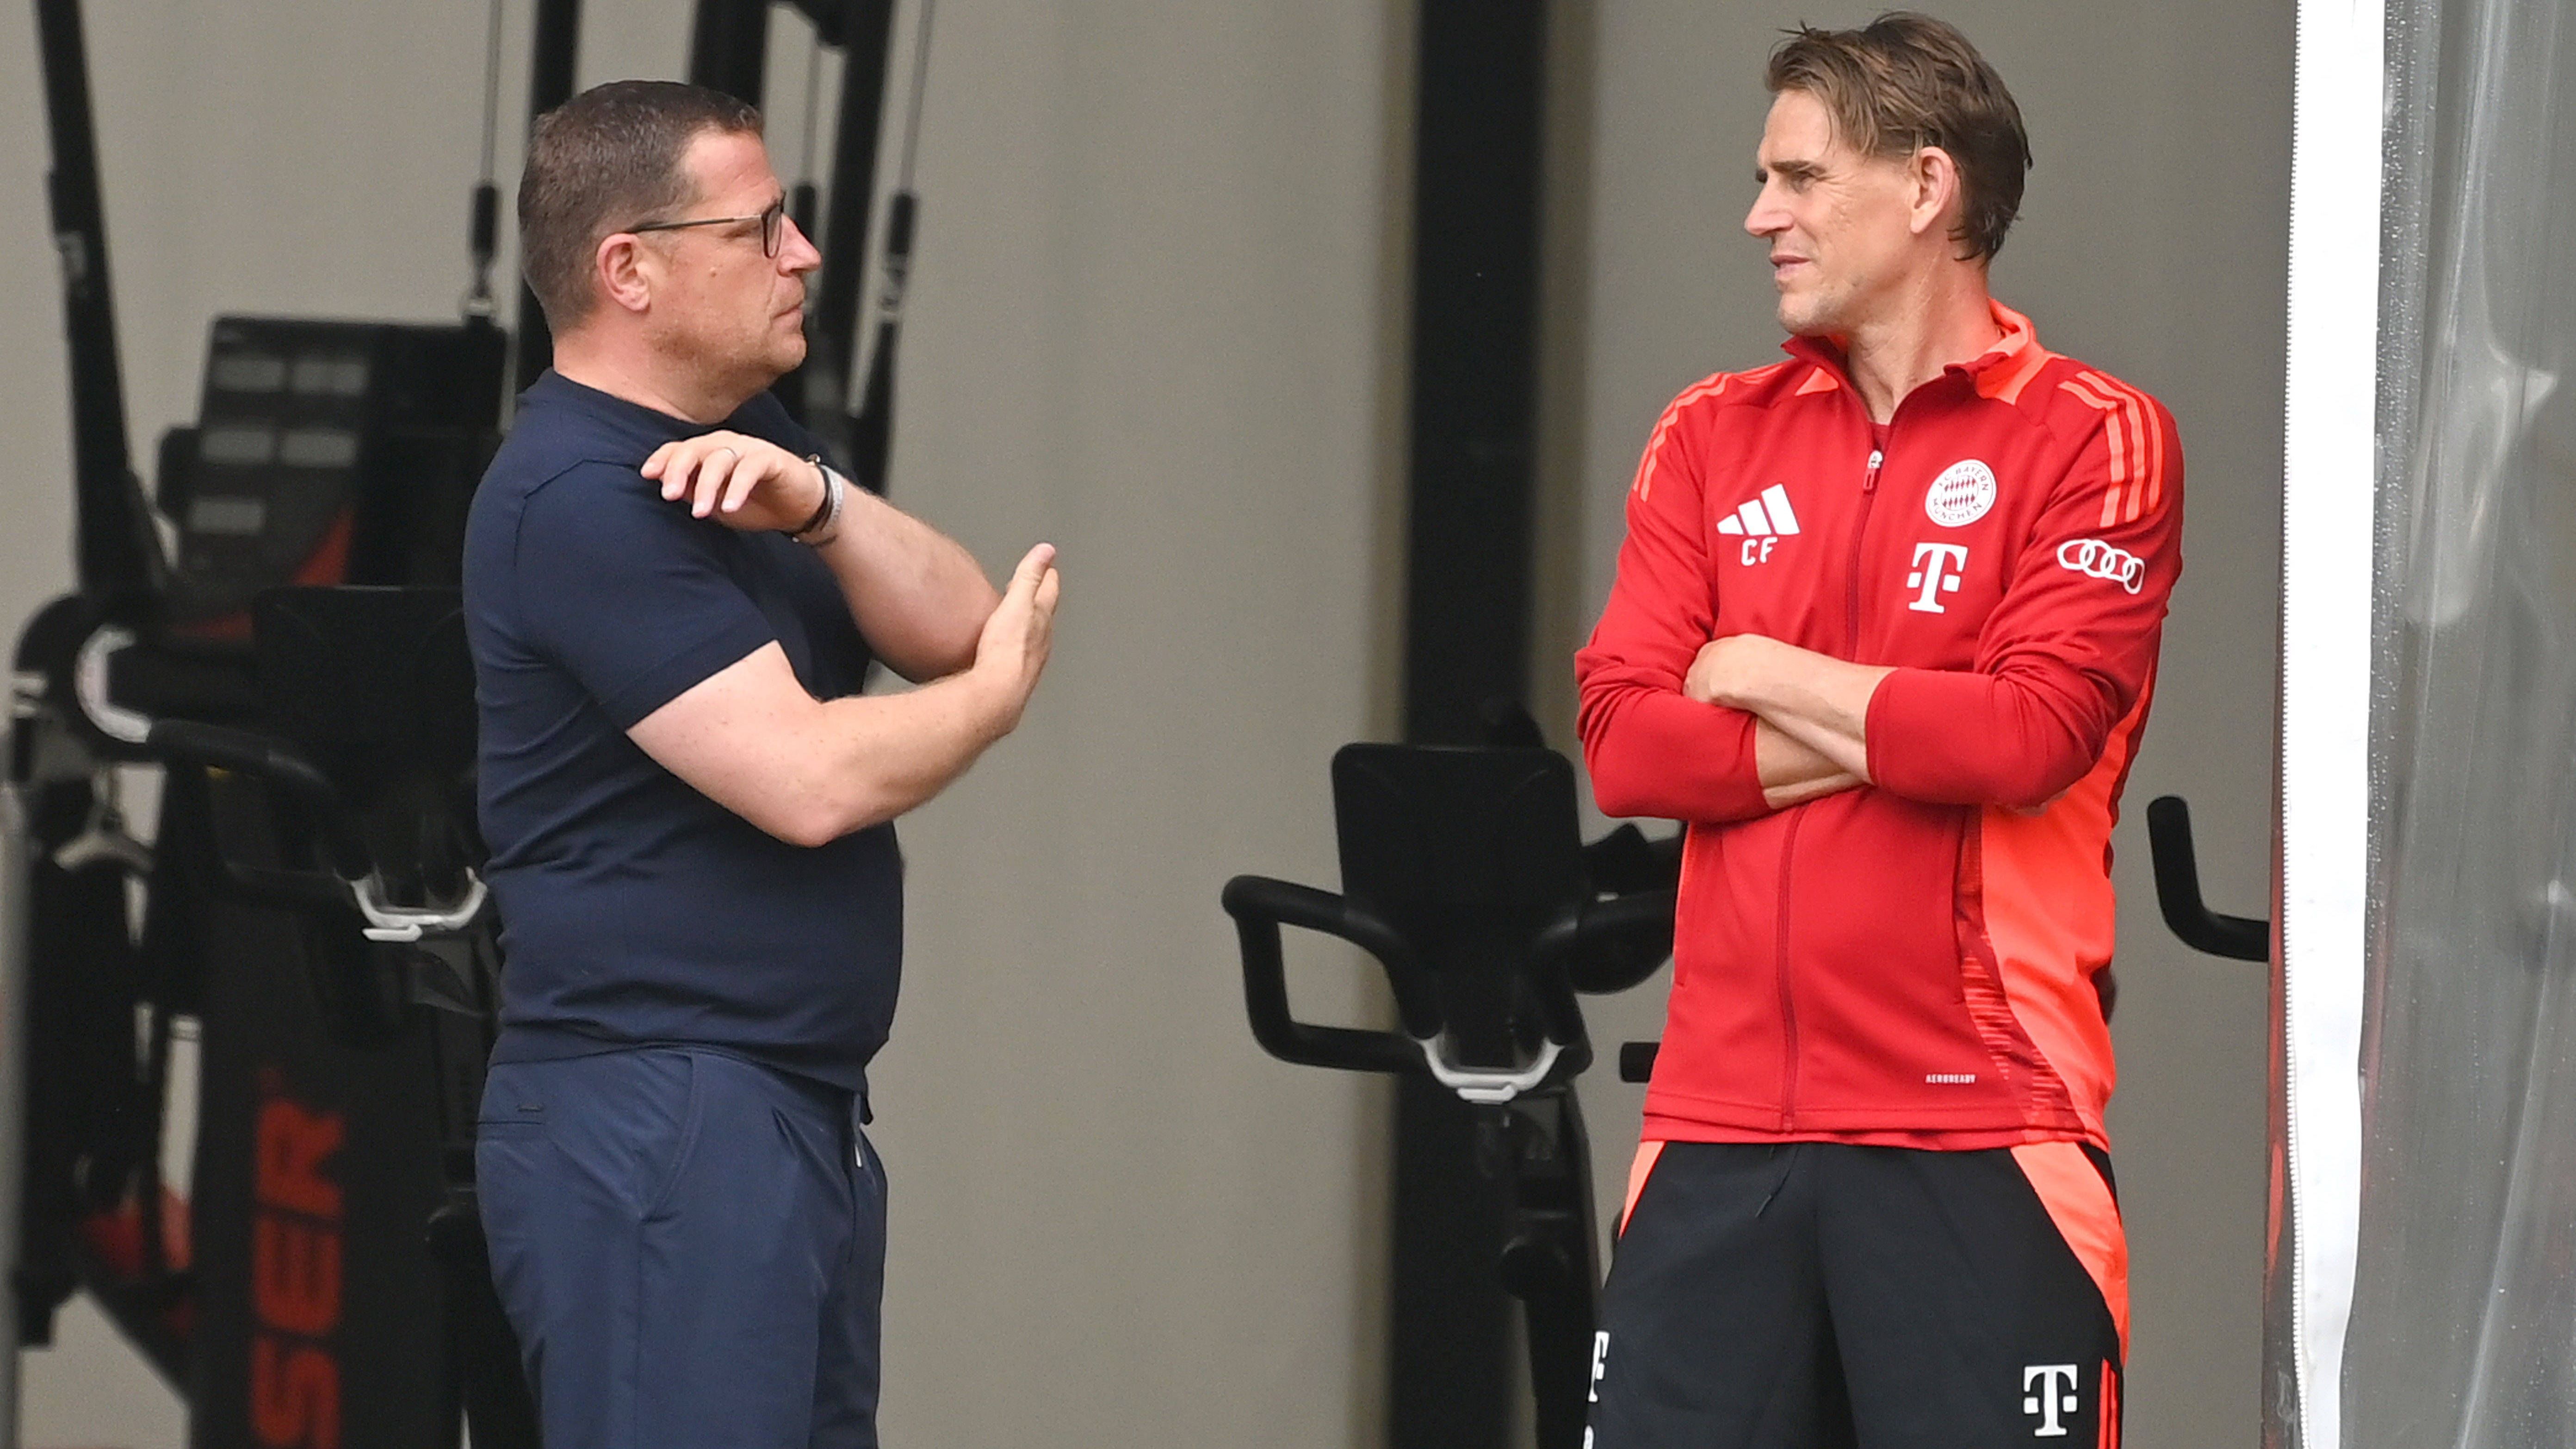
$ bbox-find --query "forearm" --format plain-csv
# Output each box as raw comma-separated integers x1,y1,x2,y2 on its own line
629,644,1023,848
1863,665,2111,808
799,672,1014,836
1579,685,1772,822
1578,686,1860,821
814,488,1000,681
1706,642,1891,783
1755,721,1863,809
1741,652,2111,809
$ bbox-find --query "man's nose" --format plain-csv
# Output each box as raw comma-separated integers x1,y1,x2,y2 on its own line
1745,189,1787,240
779,215,823,273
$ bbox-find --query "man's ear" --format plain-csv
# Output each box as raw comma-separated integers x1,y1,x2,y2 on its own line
1907,145,1964,243
594,233,655,316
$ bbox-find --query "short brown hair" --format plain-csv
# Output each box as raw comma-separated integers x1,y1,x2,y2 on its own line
518,80,764,328
1765,13,2030,260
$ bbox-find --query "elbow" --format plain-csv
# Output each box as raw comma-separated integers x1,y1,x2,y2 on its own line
1591,782,1646,820
757,781,902,848
1582,726,1696,822
1991,705,2113,808
923,583,1003,680
1969,740,2102,812
2020,743,2106,809
1993,768,2081,813
752,799,844,849
880,631,981,687
1587,758,1656,820
1870,733,2098,811
918,612,990,682
1576,702,1644,818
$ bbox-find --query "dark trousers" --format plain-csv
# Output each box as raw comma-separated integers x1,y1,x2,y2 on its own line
1588,1140,2126,1448
477,1047,888,1449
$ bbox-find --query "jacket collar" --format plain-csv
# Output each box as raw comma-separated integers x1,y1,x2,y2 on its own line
1777,299,2050,402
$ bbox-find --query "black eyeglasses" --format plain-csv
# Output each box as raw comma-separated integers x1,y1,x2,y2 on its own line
627,195,787,257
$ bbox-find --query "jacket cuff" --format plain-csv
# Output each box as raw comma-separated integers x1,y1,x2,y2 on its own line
1866,666,1992,800
1596,693,1771,822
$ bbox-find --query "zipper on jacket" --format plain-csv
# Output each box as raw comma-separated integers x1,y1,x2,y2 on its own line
1786,426,1888,1129
1774,810,1807,1130
1844,431,1887,658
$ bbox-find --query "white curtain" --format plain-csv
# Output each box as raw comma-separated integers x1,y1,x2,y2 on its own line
2334,0,2576,1443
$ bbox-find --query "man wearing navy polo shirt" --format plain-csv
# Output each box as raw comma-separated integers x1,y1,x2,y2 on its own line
463,80,1059,1449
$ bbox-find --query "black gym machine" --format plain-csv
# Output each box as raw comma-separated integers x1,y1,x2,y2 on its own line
6,1,930,1444
1223,745,1679,1447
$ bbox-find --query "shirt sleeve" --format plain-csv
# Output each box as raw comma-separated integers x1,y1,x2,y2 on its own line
1575,384,1775,824
1865,395,2185,808
513,462,781,730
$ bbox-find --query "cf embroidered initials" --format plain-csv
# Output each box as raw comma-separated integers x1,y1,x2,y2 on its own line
1715,484,1801,565
1906,542,1969,613
2022,1363,2080,1437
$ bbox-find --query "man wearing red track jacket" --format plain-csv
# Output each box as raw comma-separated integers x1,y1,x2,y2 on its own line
1574,16,2178,1449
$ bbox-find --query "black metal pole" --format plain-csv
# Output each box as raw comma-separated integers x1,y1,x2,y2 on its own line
804,0,895,445
688,0,771,104
693,0,836,422
32,0,161,609
513,0,583,393
1391,1,1550,1445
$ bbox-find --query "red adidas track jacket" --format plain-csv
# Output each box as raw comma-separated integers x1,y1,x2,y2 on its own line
1575,303,2181,1150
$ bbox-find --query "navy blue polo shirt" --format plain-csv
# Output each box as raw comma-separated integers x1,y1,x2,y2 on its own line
463,371,900,1092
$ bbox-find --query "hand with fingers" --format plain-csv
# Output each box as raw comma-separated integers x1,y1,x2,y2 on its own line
967,543,1063,737
1684,633,1776,708
644,430,830,535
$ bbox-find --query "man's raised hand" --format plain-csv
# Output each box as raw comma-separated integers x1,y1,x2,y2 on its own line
644,430,827,533
968,544,1061,737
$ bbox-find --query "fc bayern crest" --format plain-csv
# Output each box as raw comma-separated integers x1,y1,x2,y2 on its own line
1924,459,1998,527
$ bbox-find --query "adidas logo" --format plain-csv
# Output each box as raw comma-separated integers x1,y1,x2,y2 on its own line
1716,484,1800,564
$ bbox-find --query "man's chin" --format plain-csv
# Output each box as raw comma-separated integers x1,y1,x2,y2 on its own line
1776,295,1839,340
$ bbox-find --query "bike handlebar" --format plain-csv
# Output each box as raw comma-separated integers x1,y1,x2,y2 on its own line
147,718,372,882
2145,795,2269,962
1223,867,1676,1100
1222,874,1436,1075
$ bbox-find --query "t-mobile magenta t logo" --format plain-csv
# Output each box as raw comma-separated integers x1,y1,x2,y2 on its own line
1906,542,1970,613
2022,1363,2080,1437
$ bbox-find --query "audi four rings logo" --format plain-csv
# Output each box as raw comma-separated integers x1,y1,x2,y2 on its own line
2057,539,2145,594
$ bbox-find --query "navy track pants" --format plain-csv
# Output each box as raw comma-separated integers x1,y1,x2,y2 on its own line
477,1047,887,1449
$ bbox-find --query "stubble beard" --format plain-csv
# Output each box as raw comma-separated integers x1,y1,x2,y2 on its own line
772,318,809,377
716,312,805,394
1776,276,1848,340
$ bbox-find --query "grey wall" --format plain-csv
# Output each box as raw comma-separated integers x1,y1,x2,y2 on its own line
0,1,2286,1446
1544,6,2289,1449
859,2,1412,1443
